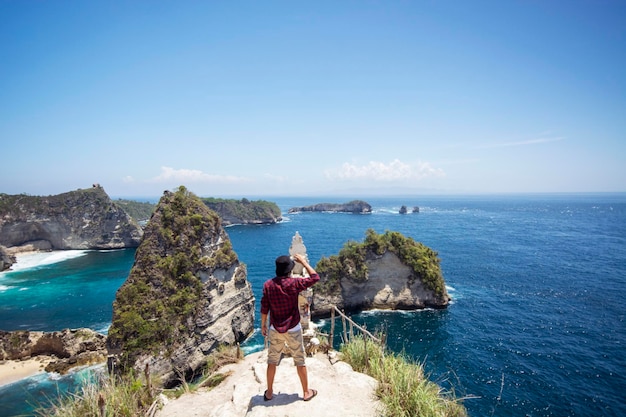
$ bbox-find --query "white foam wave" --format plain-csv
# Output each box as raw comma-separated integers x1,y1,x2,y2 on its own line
242,343,265,355
94,323,111,335
8,250,89,273
357,308,434,316
372,208,400,214
0,284,13,292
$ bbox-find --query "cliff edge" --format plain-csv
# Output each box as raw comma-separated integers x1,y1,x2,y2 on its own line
156,349,382,417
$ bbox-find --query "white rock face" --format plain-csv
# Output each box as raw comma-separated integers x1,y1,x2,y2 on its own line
313,251,449,317
155,349,383,417
134,265,255,387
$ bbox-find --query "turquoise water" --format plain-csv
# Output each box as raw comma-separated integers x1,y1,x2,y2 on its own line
1,194,625,416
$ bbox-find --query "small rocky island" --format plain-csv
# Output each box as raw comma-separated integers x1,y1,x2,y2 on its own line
312,228,449,317
106,186,255,388
288,200,372,214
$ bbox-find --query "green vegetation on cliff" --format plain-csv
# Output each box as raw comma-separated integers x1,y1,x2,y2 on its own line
316,229,446,297
114,199,156,223
201,197,281,225
107,187,235,363
0,187,114,219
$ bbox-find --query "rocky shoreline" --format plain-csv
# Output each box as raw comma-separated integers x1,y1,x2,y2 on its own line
0,328,107,380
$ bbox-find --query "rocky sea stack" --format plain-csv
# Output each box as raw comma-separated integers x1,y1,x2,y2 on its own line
312,229,449,317
106,186,255,388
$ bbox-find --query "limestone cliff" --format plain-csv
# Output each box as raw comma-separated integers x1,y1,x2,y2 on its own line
312,229,449,317
0,186,142,251
288,200,372,214
106,186,255,388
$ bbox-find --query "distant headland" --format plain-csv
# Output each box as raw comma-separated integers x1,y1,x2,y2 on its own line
288,200,372,214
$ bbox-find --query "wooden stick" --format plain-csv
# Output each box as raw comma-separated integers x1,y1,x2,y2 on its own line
364,334,369,370
332,306,381,344
329,307,335,350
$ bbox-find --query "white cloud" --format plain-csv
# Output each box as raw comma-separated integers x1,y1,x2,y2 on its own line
263,173,288,183
325,159,445,182
478,136,565,149
150,166,251,184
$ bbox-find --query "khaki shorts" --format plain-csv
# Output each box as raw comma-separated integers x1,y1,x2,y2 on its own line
267,328,306,367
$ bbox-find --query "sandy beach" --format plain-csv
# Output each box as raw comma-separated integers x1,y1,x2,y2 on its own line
0,357,51,387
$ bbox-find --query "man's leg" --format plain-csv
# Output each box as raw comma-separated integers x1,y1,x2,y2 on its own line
288,330,316,401
265,329,283,400
266,363,277,399
296,365,309,397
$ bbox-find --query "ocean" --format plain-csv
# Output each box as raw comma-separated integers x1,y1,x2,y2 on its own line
0,194,624,417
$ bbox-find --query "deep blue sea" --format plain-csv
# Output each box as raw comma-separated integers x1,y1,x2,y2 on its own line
1,194,625,417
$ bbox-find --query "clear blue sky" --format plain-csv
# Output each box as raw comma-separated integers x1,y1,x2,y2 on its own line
1,1,624,198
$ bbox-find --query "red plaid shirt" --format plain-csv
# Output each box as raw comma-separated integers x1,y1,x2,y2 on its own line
261,273,320,333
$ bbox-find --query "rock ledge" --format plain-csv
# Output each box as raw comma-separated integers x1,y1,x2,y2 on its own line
156,349,383,417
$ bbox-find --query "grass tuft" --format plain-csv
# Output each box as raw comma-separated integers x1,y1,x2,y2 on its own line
341,336,467,417
35,370,156,417
35,344,243,416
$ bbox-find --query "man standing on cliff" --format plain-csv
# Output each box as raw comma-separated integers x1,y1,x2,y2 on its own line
260,253,320,402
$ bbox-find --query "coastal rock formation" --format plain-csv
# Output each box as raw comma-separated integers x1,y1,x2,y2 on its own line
0,245,15,271
106,186,255,388
312,229,449,318
0,185,143,251
201,197,282,225
288,200,372,214
0,328,106,374
155,350,383,417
